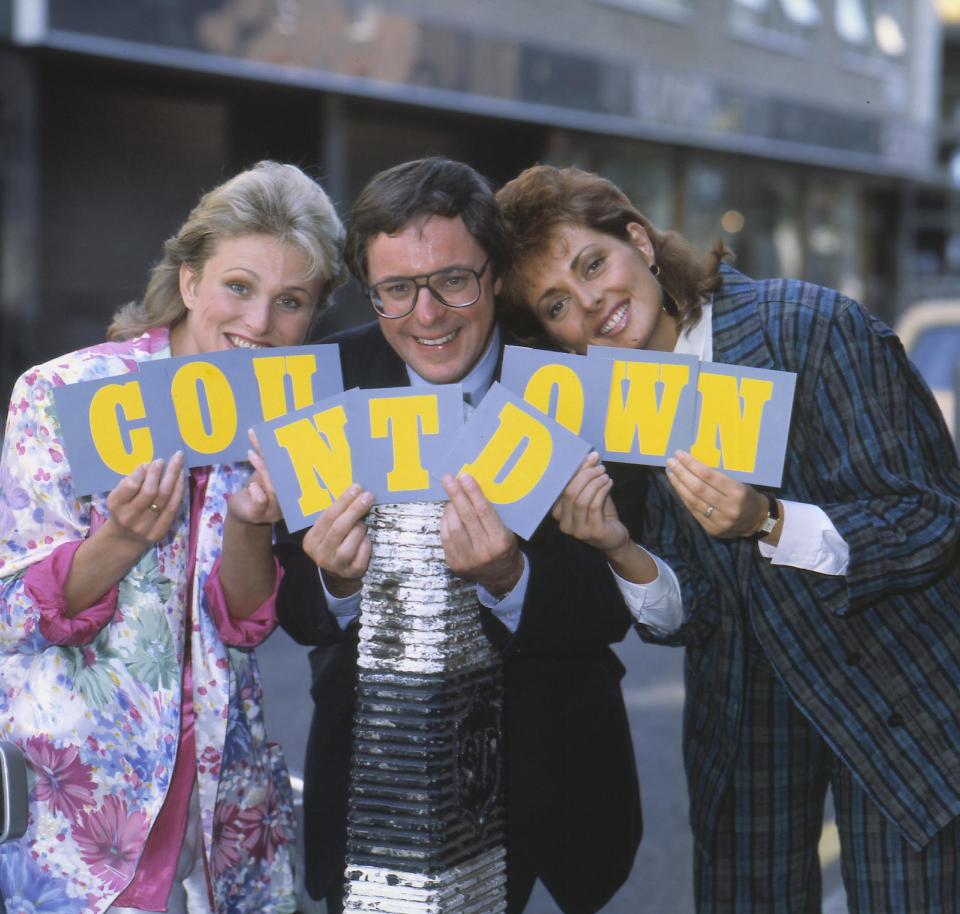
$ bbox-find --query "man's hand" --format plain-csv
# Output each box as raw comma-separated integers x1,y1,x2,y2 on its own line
226,431,282,527
302,484,375,597
440,473,524,599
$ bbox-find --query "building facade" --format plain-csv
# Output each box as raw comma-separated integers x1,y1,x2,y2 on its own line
0,0,945,400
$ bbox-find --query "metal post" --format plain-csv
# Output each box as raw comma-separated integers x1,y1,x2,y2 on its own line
344,502,507,913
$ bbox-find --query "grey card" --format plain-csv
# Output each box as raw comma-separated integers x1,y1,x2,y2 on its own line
429,381,592,540
236,344,344,423
500,344,609,451
345,385,465,504
586,345,701,467
139,351,252,467
254,390,354,532
690,362,797,487
52,367,182,496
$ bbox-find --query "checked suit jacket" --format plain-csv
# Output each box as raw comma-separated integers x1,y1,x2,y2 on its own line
275,321,643,914
640,265,960,851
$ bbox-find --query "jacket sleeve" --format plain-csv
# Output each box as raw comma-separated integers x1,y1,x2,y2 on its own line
635,471,718,647
801,298,960,616
273,525,357,646
481,517,634,657
0,368,90,656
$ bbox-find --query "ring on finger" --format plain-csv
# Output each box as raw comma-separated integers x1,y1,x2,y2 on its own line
703,504,716,519
148,503,162,515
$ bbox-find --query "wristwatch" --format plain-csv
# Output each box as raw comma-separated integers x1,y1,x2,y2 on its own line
752,493,779,539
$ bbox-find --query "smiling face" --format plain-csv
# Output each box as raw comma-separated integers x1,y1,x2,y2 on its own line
517,222,679,355
170,233,322,357
365,215,499,385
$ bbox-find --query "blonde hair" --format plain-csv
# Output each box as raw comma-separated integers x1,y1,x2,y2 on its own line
108,161,346,340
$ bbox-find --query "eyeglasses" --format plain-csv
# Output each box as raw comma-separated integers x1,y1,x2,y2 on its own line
367,258,491,319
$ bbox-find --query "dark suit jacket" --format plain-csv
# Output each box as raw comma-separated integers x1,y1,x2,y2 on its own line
276,321,642,914
640,266,960,852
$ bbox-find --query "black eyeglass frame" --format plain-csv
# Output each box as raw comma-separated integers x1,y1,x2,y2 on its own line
366,257,492,319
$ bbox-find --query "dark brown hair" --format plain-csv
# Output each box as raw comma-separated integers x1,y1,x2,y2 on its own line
496,164,730,339
344,157,508,287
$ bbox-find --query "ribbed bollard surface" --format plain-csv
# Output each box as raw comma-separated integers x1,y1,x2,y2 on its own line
343,502,507,913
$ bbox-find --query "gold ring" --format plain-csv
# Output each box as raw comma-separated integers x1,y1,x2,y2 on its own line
148,503,161,514
703,504,716,519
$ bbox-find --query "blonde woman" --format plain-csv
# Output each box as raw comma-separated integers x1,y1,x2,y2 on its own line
0,161,345,914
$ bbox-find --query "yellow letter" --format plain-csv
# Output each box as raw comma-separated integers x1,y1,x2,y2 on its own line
691,374,774,473
522,364,585,434
459,402,553,505
252,354,318,421
604,361,690,456
368,395,438,492
273,405,352,515
88,381,154,475
170,362,238,455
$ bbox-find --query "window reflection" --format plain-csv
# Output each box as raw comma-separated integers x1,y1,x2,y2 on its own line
836,0,907,57
543,138,866,302
805,178,864,301
542,135,674,229
594,0,692,12
731,0,822,37
684,161,803,281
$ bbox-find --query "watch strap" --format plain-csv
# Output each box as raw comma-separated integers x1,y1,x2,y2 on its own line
752,493,779,540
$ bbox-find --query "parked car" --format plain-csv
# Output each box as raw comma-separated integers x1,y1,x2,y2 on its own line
894,299,960,441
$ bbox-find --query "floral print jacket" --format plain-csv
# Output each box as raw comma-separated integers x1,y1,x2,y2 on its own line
0,330,296,914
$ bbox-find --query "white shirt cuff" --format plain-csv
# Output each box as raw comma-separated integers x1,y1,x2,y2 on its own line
757,499,849,575
612,548,685,636
320,569,362,630
477,553,529,634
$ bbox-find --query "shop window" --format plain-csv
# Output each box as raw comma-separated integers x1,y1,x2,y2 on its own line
805,178,864,301
684,160,803,282
542,135,675,230
592,0,693,19
683,162,733,255
836,0,907,57
731,0,822,38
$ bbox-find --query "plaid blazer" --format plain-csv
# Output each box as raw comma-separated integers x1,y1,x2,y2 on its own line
641,265,960,851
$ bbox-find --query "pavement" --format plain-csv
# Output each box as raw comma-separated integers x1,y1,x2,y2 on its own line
257,622,848,914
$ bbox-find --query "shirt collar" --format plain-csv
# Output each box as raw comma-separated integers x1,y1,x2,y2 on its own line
404,323,500,405
673,302,713,362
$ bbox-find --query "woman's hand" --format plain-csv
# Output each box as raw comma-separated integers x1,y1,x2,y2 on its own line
665,450,771,539
104,452,186,546
219,431,285,619
552,452,630,559
226,430,282,527
552,452,660,584
65,452,185,616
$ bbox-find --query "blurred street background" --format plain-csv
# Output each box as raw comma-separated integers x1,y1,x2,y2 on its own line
7,0,960,401
5,1,960,910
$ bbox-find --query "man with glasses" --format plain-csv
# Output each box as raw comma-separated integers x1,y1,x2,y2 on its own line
275,158,672,914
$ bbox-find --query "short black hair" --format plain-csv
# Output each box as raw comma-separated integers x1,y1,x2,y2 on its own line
344,157,508,285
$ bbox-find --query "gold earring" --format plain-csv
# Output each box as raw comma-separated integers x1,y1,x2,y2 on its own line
651,263,661,277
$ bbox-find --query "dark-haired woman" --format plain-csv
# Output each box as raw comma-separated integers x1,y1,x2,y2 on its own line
496,164,960,914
